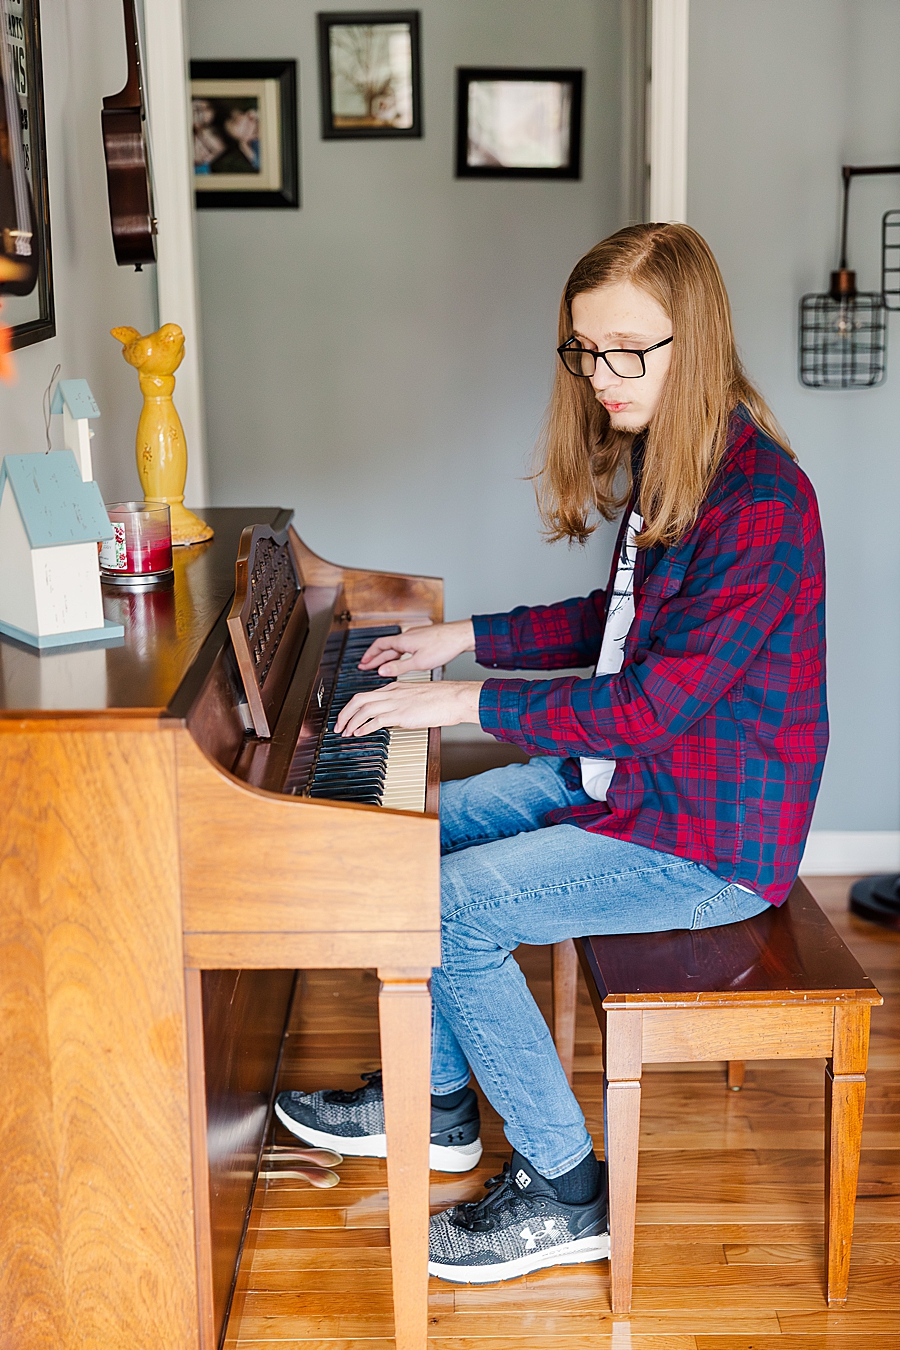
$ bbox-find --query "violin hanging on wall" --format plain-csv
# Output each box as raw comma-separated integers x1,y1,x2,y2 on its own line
101,0,156,268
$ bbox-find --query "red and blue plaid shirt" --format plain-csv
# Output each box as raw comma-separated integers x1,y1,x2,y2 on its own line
474,407,828,906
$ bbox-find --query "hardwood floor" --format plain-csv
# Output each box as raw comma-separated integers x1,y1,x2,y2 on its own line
224,875,899,1348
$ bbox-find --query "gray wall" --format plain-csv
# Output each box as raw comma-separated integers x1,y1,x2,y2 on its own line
689,0,900,831
190,0,900,832
188,0,629,642
0,0,157,499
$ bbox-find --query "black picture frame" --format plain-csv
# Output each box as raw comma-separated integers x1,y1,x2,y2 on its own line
455,67,583,181
189,60,299,209
4,0,54,350
317,10,422,140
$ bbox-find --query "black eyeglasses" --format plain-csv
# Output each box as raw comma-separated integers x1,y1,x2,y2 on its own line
557,335,674,379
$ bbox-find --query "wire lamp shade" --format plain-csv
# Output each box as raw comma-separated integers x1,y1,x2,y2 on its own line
882,209,900,310
799,164,900,389
799,276,886,389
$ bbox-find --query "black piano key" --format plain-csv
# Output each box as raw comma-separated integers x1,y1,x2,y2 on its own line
313,755,387,771
314,771,385,783
315,761,386,773
316,745,387,757
311,772,385,783
315,751,387,765
320,732,390,745
321,734,387,745
322,732,390,745
285,624,403,798
310,783,380,799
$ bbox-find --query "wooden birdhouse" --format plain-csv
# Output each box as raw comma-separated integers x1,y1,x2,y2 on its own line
0,451,124,648
50,378,101,482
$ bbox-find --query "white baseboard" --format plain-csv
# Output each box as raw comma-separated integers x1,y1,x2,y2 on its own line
800,831,900,876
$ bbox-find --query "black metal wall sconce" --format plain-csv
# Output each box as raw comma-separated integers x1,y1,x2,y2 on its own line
799,163,900,389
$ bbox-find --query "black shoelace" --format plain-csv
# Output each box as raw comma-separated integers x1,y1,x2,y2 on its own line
322,1070,382,1104
450,1163,526,1232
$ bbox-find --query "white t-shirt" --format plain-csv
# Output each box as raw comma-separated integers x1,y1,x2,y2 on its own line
580,510,643,802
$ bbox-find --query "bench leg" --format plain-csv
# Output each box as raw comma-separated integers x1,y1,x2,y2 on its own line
603,1010,643,1314
824,1004,871,1306
552,939,578,1084
727,1060,745,1091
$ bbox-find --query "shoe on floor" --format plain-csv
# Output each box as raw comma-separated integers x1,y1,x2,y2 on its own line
274,1071,483,1173
428,1150,609,1283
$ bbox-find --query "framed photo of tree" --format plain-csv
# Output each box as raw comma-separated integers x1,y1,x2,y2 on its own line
317,10,422,139
0,0,55,349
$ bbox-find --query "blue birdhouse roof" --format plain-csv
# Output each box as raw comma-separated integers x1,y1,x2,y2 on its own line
0,451,114,547
49,379,101,419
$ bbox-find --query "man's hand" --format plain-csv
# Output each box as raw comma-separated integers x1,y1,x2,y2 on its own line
334,680,483,738
357,619,476,677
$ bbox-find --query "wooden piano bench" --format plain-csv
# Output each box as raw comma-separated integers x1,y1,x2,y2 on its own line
549,880,882,1314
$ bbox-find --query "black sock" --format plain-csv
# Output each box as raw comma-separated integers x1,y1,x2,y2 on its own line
544,1150,602,1205
431,1085,469,1111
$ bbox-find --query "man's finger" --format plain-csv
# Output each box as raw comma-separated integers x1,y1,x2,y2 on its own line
348,714,389,737
358,649,402,669
334,686,398,733
342,704,393,736
358,646,403,668
374,656,418,677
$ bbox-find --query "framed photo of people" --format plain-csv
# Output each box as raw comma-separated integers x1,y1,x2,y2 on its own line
190,60,299,209
0,0,54,348
455,67,584,181
317,10,422,139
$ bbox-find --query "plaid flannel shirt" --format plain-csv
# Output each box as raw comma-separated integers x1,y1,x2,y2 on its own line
474,407,828,906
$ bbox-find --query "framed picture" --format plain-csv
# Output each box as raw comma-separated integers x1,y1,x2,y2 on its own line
455,67,584,181
189,60,299,209
0,0,54,349
317,10,421,139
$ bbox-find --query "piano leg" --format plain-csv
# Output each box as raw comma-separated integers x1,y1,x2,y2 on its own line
378,967,432,1350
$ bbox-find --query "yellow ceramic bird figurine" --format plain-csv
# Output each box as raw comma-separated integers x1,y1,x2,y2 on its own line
111,322,213,546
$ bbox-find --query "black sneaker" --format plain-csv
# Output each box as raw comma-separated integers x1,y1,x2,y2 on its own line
274,1072,483,1173
428,1150,609,1283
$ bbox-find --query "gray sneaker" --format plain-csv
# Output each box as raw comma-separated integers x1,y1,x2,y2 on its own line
274,1071,483,1173
428,1150,609,1283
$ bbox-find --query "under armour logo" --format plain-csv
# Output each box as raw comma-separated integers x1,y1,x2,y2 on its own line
520,1219,557,1250
515,1169,532,1189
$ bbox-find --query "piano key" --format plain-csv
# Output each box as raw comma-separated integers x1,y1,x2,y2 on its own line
315,752,386,765
379,667,431,812
310,791,382,804
315,774,387,785
283,625,433,811
317,761,387,772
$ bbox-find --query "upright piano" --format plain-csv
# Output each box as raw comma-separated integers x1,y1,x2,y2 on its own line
0,509,441,1350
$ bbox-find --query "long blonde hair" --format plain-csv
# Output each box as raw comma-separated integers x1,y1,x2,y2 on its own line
537,223,792,547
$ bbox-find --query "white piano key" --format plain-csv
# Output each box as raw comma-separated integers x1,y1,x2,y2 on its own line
380,667,432,812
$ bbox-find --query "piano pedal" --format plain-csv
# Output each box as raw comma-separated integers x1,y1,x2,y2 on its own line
260,1142,343,1189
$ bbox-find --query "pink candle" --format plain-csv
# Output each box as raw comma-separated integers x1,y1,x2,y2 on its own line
101,501,173,585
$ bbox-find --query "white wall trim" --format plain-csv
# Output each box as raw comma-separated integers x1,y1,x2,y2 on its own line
143,0,209,508
800,831,900,876
649,0,689,222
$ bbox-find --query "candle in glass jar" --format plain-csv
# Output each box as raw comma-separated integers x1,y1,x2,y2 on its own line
101,501,173,586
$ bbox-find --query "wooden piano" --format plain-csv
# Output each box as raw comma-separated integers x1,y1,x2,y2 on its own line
0,509,441,1350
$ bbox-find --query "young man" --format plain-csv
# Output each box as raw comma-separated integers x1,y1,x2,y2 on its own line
276,223,828,1283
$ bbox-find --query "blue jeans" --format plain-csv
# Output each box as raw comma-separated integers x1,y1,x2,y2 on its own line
430,757,770,1178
